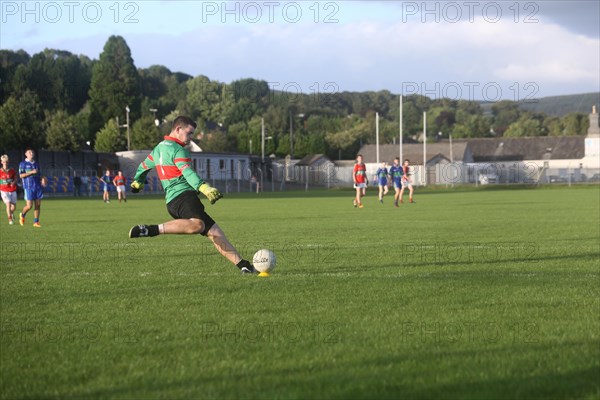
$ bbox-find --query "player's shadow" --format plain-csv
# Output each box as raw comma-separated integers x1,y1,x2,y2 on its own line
55,340,599,399
372,251,600,271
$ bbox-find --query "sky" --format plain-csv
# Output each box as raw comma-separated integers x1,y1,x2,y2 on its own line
1,0,599,101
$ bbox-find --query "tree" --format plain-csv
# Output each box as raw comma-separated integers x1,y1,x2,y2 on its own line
561,113,588,136
131,115,160,150
11,54,54,110
399,101,423,138
200,132,236,153
453,111,491,138
544,116,564,136
231,116,264,155
427,106,455,137
0,91,45,150
58,52,93,114
504,114,543,137
380,118,399,144
139,65,169,100
94,119,125,152
185,75,226,125
159,73,191,115
456,100,482,115
46,110,81,151
73,103,92,145
325,115,369,159
225,99,258,127
9,50,91,115
0,49,31,103
491,100,520,135
88,36,141,136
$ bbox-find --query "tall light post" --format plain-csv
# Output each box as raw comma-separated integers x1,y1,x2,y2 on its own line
149,108,159,127
376,112,380,164
289,112,294,159
261,133,273,159
261,118,272,162
399,95,403,162
125,106,131,151
289,112,304,160
423,111,427,186
260,117,273,195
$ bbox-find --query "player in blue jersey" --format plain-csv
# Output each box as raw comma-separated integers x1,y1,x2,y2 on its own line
19,149,46,227
373,161,390,204
101,169,112,203
389,157,403,207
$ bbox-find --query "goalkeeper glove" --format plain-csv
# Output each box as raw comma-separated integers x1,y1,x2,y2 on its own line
199,183,223,204
130,181,144,193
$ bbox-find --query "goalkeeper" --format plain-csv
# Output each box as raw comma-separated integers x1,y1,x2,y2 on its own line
128,115,255,274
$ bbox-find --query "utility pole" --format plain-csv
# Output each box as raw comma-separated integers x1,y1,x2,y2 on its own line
289,111,294,159
125,106,131,151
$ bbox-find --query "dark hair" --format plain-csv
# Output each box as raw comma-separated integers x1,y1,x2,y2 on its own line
357,154,363,158
404,159,410,163
173,116,197,130
394,157,400,161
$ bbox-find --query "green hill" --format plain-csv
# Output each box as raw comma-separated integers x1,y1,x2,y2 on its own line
518,92,600,116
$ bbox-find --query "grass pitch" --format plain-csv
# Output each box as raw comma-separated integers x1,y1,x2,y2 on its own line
1,187,599,399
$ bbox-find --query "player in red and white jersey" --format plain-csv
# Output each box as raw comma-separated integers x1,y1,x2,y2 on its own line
353,154,367,208
113,170,127,203
0,154,17,225
399,159,415,204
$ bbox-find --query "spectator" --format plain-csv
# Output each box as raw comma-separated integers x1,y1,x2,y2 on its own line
81,174,89,197
251,175,259,193
73,171,82,197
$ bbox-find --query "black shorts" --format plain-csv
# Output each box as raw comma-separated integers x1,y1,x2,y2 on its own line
166,190,216,236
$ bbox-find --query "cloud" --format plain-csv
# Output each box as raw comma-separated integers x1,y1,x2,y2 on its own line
3,1,598,98
118,14,599,98
536,0,600,38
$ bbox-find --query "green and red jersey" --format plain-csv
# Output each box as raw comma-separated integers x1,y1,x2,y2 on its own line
0,168,17,192
113,175,126,187
353,163,367,184
134,136,205,203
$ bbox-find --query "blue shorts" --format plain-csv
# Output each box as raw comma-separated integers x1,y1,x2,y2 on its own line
393,180,402,189
103,184,110,192
378,179,388,186
24,187,44,201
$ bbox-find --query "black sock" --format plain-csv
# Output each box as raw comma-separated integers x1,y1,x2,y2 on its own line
236,259,251,270
148,225,160,237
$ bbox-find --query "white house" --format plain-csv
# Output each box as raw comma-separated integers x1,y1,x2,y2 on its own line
116,146,262,193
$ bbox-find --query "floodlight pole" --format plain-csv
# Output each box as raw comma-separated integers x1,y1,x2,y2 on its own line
261,117,265,162
449,133,454,186
125,106,131,151
376,112,380,164
150,108,159,127
289,111,294,159
423,111,427,186
399,95,403,162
